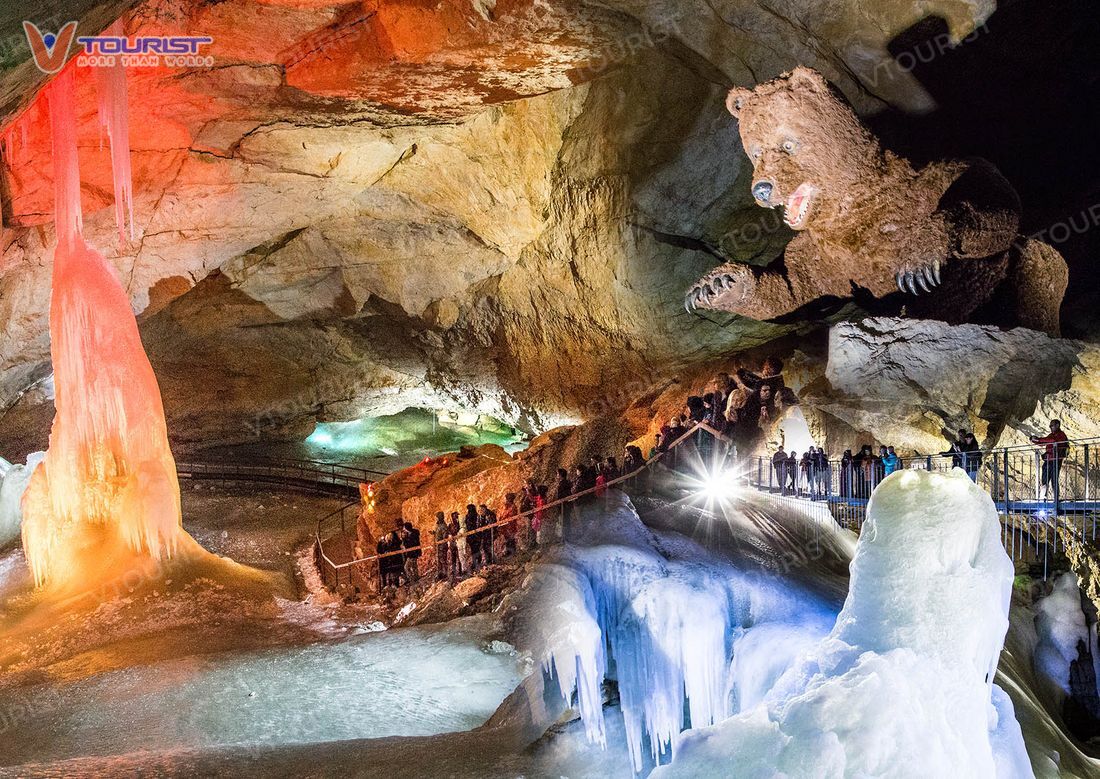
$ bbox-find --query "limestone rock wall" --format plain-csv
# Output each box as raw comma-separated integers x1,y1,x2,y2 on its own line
0,40,782,454
802,317,1100,456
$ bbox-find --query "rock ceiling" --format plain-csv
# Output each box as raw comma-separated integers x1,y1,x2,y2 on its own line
4,0,1082,457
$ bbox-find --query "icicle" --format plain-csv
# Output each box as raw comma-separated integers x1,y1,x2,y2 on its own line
552,494,834,774
93,22,136,245
47,69,83,246
20,68,190,591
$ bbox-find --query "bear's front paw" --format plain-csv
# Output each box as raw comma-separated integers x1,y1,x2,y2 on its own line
685,265,755,313
895,260,943,295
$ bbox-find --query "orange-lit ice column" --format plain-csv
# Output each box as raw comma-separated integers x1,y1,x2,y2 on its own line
21,69,186,590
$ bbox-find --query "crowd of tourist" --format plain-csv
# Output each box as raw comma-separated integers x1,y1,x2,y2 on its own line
366,358,793,591
654,359,794,453
375,520,422,588
769,446,837,497
765,420,1073,501
771,438,959,498
362,357,1080,596
372,450,649,589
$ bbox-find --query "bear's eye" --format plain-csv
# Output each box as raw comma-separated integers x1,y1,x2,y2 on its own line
782,139,799,154
749,146,762,161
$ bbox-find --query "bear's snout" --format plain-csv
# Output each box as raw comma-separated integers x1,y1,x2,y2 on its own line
751,180,774,206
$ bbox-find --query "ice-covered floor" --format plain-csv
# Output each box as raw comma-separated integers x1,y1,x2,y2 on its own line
198,408,530,474
0,483,353,684
179,482,347,579
0,613,524,767
0,482,529,776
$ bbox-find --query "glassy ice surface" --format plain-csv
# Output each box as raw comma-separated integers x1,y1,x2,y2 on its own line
0,614,523,766
1034,571,1091,701
202,408,529,473
304,409,528,458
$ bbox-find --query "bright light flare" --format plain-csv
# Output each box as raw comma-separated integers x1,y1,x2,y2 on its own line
701,472,740,502
676,450,749,509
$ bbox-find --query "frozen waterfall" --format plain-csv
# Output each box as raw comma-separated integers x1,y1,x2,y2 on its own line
20,68,200,592
534,491,836,774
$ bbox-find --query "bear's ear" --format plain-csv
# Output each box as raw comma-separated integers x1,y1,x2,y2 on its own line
725,86,751,118
786,66,829,94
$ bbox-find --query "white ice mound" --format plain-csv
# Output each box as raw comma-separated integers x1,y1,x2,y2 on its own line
0,452,45,548
655,468,1033,779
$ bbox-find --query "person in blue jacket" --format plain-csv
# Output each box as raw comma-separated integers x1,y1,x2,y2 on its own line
881,446,901,476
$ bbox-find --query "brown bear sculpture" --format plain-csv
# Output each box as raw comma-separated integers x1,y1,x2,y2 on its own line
686,67,1068,336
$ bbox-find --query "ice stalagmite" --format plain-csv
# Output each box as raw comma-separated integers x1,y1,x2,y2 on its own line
1,452,45,548
20,69,193,591
654,468,1034,779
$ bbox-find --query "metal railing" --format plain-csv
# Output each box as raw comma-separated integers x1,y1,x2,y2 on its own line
748,438,1100,510
313,421,726,592
306,425,1100,591
176,457,389,498
746,437,1100,577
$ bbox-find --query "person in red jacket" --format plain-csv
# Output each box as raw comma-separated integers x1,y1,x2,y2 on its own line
1030,419,1070,501
594,468,608,499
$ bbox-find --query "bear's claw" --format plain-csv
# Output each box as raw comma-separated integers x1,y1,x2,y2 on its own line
896,261,942,295
685,267,753,313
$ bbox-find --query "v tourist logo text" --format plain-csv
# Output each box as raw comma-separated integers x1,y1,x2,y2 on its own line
24,20,214,72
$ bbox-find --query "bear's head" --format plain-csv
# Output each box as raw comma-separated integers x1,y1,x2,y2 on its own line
726,67,888,232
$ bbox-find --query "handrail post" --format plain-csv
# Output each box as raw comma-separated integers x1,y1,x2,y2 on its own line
1051,451,1060,517
1085,444,1091,502
992,452,1000,503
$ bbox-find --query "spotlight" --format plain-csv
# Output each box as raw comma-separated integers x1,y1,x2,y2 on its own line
700,471,739,502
